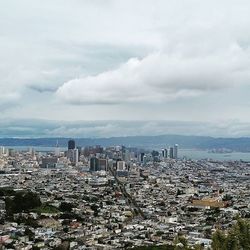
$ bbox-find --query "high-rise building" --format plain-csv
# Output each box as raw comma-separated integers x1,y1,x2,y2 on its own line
0,146,4,156
116,160,128,177
68,148,78,164
124,149,130,162
90,157,99,171
174,144,178,159
117,160,126,171
67,140,78,164
99,159,108,171
55,147,60,157
169,147,174,159
41,157,58,168
138,152,145,162
77,146,82,158
68,139,75,150
8,149,15,157
143,155,147,165
162,148,168,158
73,148,79,164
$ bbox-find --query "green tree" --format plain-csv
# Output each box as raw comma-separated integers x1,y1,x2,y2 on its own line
212,219,250,250
211,230,227,250
233,218,250,250
174,236,190,250
193,244,204,250
226,229,239,250
59,202,74,212
5,191,41,215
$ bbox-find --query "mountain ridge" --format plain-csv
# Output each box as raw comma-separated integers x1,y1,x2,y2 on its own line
1,134,250,152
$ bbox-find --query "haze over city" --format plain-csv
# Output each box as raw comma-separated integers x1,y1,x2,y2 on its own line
1,0,250,137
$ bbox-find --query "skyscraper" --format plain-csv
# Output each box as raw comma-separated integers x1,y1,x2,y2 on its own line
139,152,145,162
174,144,178,159
99,159,108,171
169,147,174,159
72,148,79,164
55,147,60,157
68,139,75,150
90,157,99,171
67,139,78,164
162,148,168,158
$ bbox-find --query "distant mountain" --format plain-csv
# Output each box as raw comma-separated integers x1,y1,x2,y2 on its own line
1,135,250,152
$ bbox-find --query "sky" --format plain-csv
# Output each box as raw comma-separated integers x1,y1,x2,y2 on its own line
1,0,250,137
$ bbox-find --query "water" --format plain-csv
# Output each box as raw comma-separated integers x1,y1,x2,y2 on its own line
179,149,250,161
3,146,67,152
3,146,250,161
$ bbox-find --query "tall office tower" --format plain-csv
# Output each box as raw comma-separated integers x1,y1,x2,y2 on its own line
55,147,60,157
73,148,79,164
90,157,99,171
174,144,178,159
54,140,60,156
162,148,168,158
0,146,4,156
124,149,130,162
77,146,82,158
99,159,108,171
68,139,75,150
31,148,36,158
117,160,126,171
116,160,128,177
169,147,174,159
5,148,9,157
143,155,148,165
165,149,168,158
161,149,165,158
67,149,73,162
139,152,145,162
68,148,79,164
8,149,15,157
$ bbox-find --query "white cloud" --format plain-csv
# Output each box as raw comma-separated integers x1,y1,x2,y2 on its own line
0,92,20,109
1,0,250,122
56,47,250,104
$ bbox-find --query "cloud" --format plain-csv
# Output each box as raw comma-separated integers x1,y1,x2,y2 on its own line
1,0,250,121
56,46,250,105
0,92,20,109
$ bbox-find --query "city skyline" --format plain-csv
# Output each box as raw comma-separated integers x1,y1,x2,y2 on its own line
1,2,249,248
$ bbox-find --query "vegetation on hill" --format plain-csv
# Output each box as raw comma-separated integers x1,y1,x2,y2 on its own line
4,190,41,215
131,219,250,250
32,204,60,214
212,218,250,250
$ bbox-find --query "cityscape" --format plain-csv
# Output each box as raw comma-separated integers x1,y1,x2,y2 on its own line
1,0,250,249
0,140,249,249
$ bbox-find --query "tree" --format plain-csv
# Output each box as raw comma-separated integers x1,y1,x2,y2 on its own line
212,218,250,250
222,194,233,201
59,202,74,212
24,227,35,241
5,191,41,215
226,229,239,250
193,244,204,250
233,218,250,249
174,236,190,250
211,230,227,250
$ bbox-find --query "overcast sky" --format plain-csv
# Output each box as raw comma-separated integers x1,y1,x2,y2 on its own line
1,0,250,137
